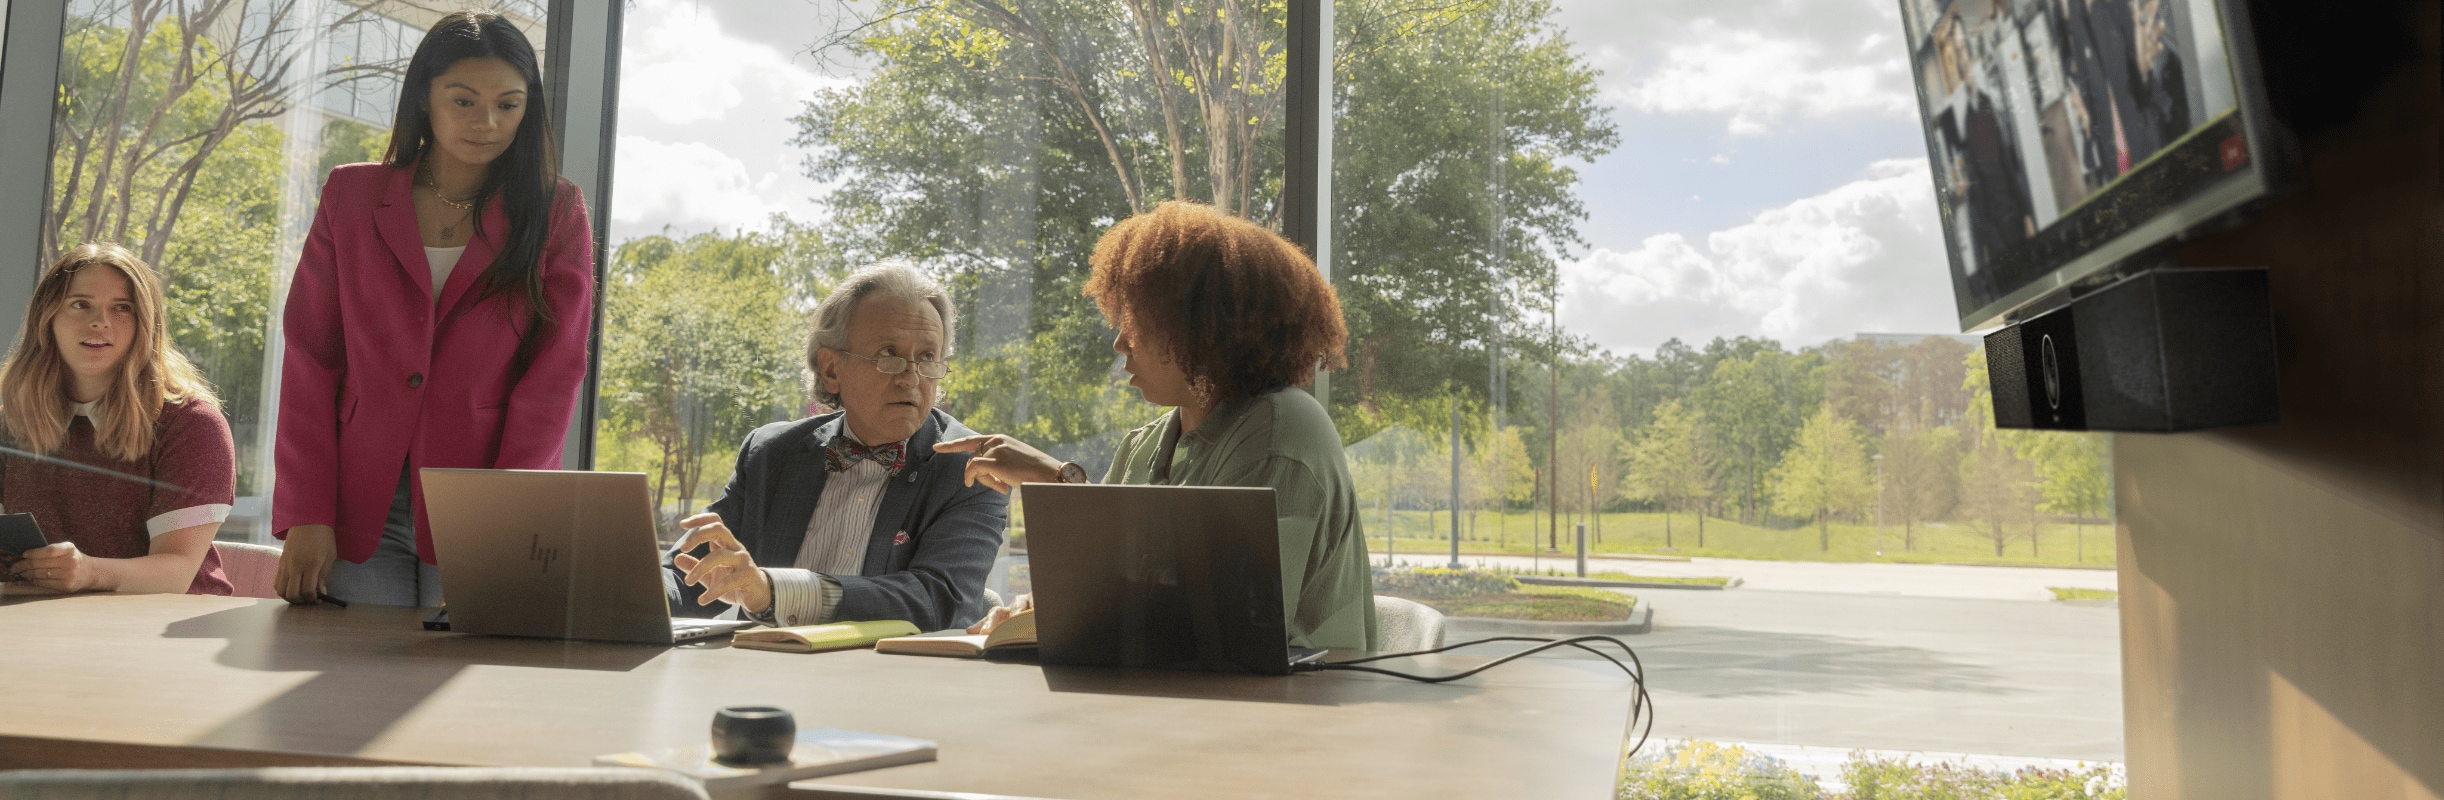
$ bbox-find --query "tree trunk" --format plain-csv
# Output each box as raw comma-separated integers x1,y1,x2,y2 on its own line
1663,509,1672,548
1819,512,1830,552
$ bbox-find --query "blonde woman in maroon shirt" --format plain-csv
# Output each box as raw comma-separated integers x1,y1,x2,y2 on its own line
0,243,235,595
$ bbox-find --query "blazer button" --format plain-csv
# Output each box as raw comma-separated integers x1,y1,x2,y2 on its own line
408,373,424,388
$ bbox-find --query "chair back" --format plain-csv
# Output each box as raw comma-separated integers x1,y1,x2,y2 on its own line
0,767,708,800
213,541,282,599
1374,595,1447,652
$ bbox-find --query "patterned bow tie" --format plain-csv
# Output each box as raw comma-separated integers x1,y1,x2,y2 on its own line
824,434,908,474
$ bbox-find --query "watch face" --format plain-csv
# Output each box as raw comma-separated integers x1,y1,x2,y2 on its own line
1060,463,1088,484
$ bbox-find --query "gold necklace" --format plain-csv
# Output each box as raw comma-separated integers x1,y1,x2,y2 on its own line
422,170,477,239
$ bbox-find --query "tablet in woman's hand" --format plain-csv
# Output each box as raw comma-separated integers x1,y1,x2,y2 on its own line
0,512,49,559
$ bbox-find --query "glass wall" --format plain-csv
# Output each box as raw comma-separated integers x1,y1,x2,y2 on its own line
596,0,1285,560
1337,0,2124,791
39,0,548,540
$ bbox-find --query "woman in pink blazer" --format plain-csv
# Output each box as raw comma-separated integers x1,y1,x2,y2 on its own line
271,11,593,606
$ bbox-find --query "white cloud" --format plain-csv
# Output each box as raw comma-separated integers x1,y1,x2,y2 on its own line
1620,21,1915,136
1554,0,1916,135
619,0,838,126
607,0,841,241
1561,158,1957,355
610,136,789,233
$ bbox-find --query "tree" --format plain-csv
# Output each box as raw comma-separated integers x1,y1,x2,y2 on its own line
1876,425,1961,552
1957,434,2038,558
1769,407,1874,551
1621,399,1717,549
1485,425,1535,547
598,229,812,532
1692,349,1821,523
792,0,1614,450
1330,0,1614,441
2016,431,2112,563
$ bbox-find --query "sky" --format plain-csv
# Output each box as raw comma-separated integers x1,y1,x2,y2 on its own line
608,0,1967,357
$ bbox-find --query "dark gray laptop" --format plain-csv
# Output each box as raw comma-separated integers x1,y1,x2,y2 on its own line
421,469,752,645
1019,483,1327,674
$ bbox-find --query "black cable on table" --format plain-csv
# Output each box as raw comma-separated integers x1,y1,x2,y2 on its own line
1310,635,1655,758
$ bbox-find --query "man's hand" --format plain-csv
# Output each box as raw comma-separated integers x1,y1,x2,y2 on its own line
673,513,773,614
12,542,107,593
934,434,1066,493
275,525,338,604
967,592,1034,635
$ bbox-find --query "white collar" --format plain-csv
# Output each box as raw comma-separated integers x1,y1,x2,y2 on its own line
71,400,98,419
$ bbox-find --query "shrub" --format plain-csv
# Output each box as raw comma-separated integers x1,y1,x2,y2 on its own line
1372,567,1520,599
1839,754,2123,800
1618,741,1822,800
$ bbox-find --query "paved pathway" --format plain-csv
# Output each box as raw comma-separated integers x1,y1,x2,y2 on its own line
1378,552,2118,601
1450,587,2126,761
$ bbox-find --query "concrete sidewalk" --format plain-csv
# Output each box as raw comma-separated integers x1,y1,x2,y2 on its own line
1378,552,2117,602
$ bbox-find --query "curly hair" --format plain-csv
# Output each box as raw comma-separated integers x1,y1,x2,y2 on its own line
1084,202,1347,402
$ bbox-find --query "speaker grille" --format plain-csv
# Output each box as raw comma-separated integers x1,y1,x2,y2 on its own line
1985,326,2032,428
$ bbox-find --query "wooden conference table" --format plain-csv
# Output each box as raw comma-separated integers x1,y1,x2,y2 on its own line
0,593,1638,799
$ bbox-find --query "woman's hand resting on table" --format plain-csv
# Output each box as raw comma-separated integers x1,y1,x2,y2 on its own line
968,592,1034,634
934,435,1066,493
10,541,108,593
275,524,338,604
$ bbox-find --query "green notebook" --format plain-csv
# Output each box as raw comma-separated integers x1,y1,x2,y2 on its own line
730,619,921,653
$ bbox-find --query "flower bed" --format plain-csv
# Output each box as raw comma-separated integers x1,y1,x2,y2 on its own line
1377,567,1636,622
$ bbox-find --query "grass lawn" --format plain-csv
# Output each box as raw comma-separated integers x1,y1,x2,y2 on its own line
1363,509,2119,568
1386,585,1636,621
2048,586,2118,602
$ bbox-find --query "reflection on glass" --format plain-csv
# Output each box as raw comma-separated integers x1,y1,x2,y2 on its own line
42,0,546,539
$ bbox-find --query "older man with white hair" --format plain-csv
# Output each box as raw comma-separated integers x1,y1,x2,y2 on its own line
663,263,1006,630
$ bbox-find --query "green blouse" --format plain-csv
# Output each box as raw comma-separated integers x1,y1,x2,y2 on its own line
1104,387,1379,650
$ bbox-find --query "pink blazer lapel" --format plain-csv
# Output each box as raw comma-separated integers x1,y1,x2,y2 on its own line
436,200,506,317
372,167,435,305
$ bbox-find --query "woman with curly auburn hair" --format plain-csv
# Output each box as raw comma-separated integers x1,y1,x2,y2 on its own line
938,201,1378,650
0,243,235,596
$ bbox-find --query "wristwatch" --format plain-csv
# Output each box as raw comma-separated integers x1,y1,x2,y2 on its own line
1057,461,1090,484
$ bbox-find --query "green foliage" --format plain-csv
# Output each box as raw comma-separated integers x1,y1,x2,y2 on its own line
1877,425,1963,552
1622,399,1719,544
1838,755,2123,800
2047,587,2117,602
1425,584,1633,620
790,0,1613,448
159,120,281,436
1692,348,1825,524
1619,743,2123,800
1330,0,1615,437
1371,566,1520,598
1770,407,1875,550
597,228,813,523
1618,741,1822,800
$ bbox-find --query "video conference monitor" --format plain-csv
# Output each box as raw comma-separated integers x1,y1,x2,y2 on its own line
1902,0,2278,331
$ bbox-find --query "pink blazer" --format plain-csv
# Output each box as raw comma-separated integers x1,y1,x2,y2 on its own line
272,162,595,565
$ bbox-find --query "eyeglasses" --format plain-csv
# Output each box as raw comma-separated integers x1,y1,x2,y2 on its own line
839,349,951,379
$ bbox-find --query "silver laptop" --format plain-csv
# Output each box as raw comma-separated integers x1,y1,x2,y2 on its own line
421,468,753,645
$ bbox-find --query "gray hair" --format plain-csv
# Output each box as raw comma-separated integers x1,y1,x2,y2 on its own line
807,262,956,409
